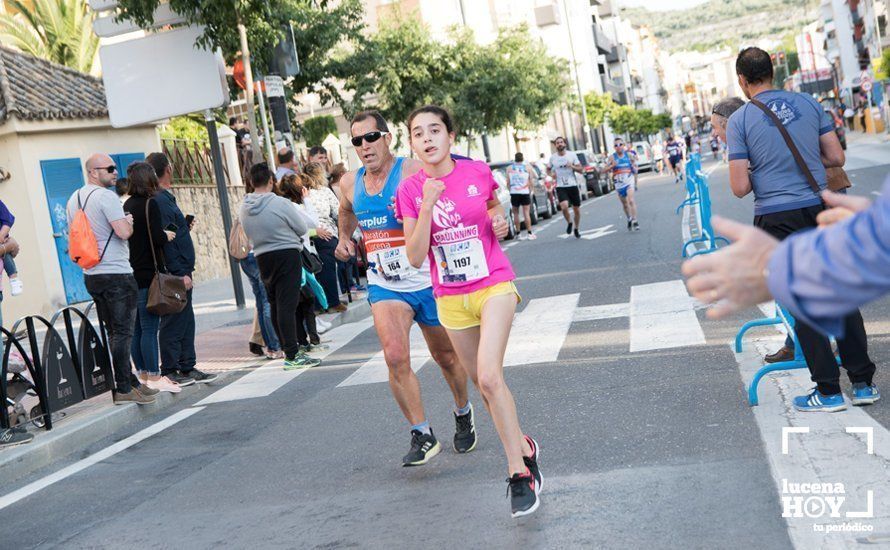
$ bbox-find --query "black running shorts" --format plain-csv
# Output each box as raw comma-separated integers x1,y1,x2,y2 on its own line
556,186,581,207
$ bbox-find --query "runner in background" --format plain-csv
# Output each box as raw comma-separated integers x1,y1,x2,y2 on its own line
399,105,542,519
507,152,536,241
547,137,583,239
665,134,684,183
336,110,475,467
605,138,640,231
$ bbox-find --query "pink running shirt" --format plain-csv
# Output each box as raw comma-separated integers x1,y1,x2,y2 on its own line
396,159,515,298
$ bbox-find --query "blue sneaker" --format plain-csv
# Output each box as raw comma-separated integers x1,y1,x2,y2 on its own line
852,383,880,406
793,389,847,412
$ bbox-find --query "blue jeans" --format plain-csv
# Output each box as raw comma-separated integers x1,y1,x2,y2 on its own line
240,253,280,351
2,254,16,276
131,287,161,375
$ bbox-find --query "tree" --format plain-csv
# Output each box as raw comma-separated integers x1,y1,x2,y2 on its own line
301,115,338,147
584,92,615,128
338,20,568,150
0,0,99,73
334,13,452,135
608,105,640,136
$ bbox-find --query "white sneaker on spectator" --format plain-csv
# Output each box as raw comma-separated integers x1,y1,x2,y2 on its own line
317,319,332,334
9,278,22,296
145,376,181,393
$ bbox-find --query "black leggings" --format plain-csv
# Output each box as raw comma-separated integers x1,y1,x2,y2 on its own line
256,249,303,360
296,285,319,346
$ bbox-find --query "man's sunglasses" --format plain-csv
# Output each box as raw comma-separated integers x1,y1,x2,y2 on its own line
351,131,389,147
92,165,117,173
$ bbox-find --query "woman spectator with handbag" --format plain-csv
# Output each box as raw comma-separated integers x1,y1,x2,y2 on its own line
123,163,181,393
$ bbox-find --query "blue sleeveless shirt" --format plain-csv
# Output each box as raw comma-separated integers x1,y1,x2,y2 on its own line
354,157,431,291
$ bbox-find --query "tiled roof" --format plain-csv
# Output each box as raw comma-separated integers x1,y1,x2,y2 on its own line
0,46,108,125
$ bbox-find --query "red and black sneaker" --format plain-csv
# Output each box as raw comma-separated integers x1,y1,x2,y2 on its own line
506,469,540,518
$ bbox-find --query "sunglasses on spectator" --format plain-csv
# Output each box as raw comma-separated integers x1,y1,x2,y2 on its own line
92,165,117,173
351,131,389,147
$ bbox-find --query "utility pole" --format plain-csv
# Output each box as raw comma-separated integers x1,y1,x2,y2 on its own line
205,110,246,309
562,0,595,152
237,16,263,161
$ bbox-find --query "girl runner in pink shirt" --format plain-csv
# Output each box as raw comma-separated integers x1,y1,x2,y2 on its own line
398,105,542,518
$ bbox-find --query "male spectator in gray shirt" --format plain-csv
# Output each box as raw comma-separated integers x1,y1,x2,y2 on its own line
726,47,877,413
66,153,158,405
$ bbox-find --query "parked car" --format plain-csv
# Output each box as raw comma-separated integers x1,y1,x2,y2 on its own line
571,150,611,197
630,141,653,172
489,161,556,235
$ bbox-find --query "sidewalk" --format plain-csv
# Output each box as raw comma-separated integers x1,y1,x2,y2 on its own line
0,286,370,487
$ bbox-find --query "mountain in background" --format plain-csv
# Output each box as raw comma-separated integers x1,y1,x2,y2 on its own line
621,0,820,53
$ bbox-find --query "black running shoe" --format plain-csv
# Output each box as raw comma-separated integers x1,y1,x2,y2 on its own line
185,369,218,384
402,429,441,467
632,220,640,231
524,435,543,492
507,470,540,518
565,222,573,235
453,405,477,453
249,342,264,356
166,371,196,387
573,228,581,239
627,219,633,230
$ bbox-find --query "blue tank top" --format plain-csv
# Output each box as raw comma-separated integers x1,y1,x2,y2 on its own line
612,152,633,175
354,157,431,291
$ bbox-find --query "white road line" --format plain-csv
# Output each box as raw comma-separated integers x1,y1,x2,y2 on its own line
195,365,308,405
730,333,890,546
338,323,429,387
629,280,705,352
0,407,204,511
504,293,580,367
557,224,616,240
197,318,374,404
872,191,882,197
574,302,630,321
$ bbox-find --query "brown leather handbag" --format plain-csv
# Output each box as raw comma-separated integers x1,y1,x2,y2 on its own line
145,199,188,316
750,98,852,195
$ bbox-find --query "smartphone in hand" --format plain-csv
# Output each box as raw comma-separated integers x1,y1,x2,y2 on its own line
165,223,179,232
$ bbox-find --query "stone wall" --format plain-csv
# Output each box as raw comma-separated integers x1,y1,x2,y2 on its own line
168,184,246,283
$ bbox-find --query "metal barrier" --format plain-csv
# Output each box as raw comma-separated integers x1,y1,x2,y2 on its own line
736,304,841,406
1,303,112,430
679,154,729,257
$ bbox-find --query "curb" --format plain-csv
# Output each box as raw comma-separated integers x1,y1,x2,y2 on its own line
0,297,372,487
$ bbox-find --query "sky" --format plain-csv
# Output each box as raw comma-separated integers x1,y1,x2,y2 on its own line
620,0,707,9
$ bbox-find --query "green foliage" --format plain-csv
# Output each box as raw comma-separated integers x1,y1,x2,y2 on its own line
622,0,819,53
0,0,99,73
336,19,568,140
608,106,667,138
158,116,209,141
301,115,338,147
584,92,615,128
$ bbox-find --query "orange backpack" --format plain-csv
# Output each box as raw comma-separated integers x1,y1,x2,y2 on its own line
68,189,111,269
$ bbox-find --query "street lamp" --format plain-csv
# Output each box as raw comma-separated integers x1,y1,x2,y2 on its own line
561,0,595,154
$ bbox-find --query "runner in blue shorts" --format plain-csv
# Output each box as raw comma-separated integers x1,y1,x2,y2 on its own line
605,138,640,231
336,110,477,467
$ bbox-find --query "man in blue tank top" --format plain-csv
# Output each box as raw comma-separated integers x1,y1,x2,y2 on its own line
336,110,476,466
605,138,640,231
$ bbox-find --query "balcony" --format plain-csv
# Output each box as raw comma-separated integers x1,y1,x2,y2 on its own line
592,23,615,55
